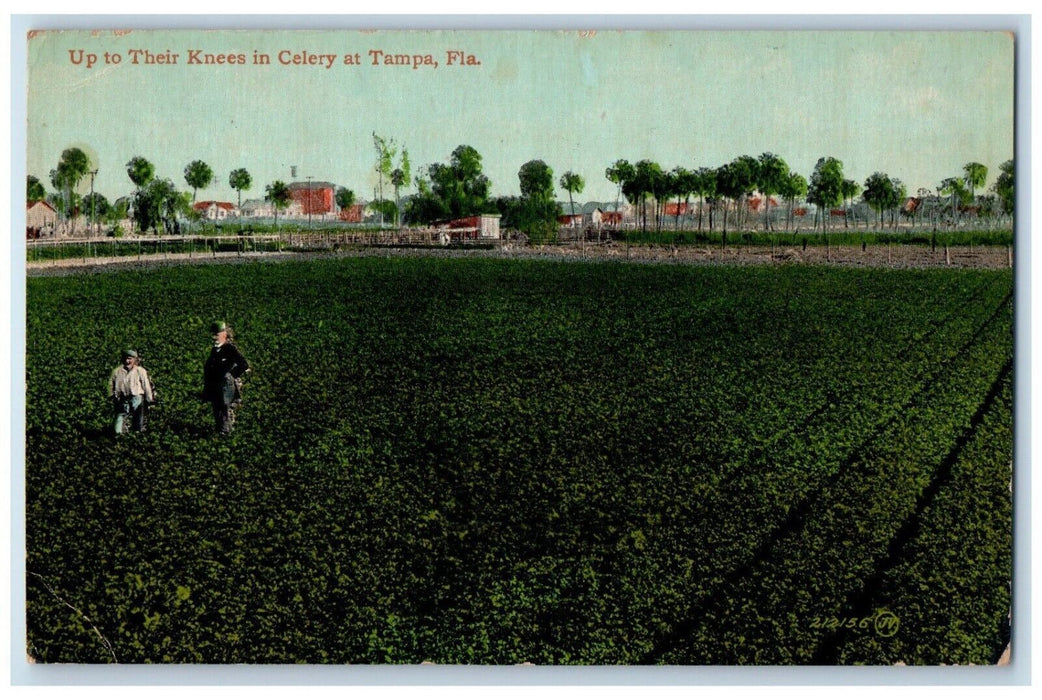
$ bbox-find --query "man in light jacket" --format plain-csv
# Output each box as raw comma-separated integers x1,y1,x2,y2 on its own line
109,349,154,435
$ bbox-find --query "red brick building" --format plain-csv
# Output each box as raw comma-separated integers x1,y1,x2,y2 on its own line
288,181,336,216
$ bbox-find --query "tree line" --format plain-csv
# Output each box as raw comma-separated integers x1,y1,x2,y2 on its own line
28,142,1015,238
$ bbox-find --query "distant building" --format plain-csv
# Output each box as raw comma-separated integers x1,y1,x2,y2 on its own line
663,202,693,217
240,198,274,218
193,201,238,220
26,200,57,238
434,214,501,241
288,181,336,216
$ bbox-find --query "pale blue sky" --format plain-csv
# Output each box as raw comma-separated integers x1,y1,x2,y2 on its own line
26,29,1014,205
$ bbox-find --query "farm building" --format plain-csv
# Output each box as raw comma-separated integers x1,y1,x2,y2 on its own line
663,202,693,217
288,181,336,217
240,199,274,218
434,214,501,241
26,200,57,238
746,195,780,212
193,201,238,220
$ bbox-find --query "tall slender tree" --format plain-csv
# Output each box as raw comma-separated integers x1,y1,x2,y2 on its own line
605,159,635,223
692,167,717,232
560,171,585,219
779,171,807,231
390,147,411,227
756,152,788,232
840,179,861,228
229,168,252,211
633,160,663,235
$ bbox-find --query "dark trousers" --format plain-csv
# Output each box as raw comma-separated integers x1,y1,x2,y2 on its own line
211,400,236,434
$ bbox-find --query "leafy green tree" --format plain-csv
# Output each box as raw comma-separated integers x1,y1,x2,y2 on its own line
390,155,411,227
265,180,292,230
27,175,46,202
369,199,398,223
862,172,894,229
431,145,492,219
229,168,252,211
716,157,755,236
778,170,807,231
372,133,395,225
126,156,154,192
756,152,788,231
888,178,907,228
633,159,663,234
515,160,560,243
667,167,695,230
133,178,188,234
940,176,970,223
336,187,356,212
605,159,635,220
184,160,214,202
991,159,1014,217
82,192,111,231
692,167,717,232
840,179,861,228
404,178,449,225
519,160,555,202
863,173,904,228
807,157,844,234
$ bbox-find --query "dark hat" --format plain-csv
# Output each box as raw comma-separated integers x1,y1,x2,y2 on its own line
210,321,227,334
122,349,138,358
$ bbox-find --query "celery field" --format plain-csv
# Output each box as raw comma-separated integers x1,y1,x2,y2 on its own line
25,256,1013,664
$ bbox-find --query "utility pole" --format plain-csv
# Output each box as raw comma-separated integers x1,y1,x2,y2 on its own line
307,175,313,230
89,168,99,240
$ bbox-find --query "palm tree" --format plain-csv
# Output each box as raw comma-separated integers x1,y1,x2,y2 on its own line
184,160,214,202
126,156,154,231
559,171,585,219
963,162,988,201
229,168,252,211
53,147,91,234
265,180,291,231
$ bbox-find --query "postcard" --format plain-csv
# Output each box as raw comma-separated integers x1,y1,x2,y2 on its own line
18,22,1020,681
